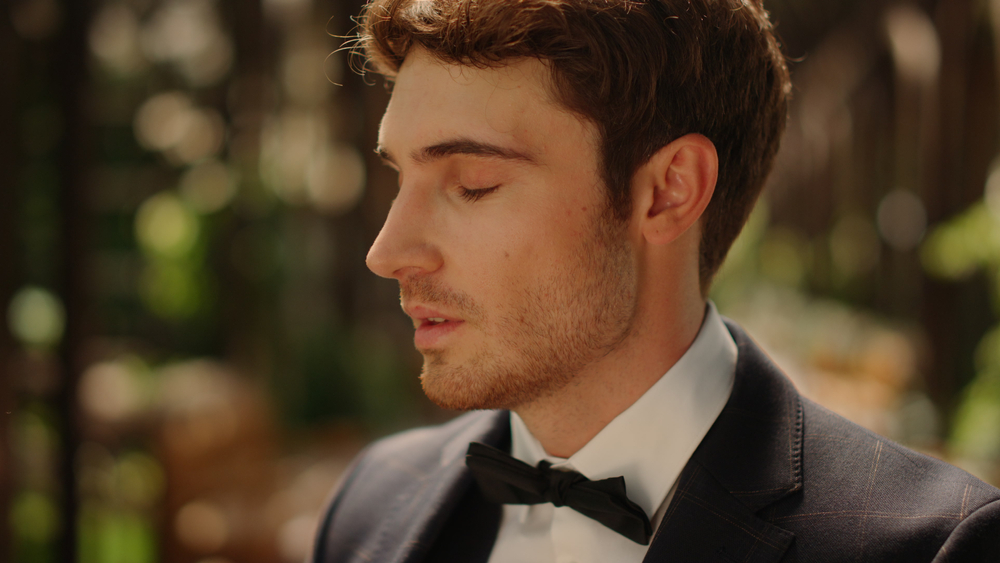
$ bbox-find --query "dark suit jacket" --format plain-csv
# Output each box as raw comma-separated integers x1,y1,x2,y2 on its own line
312,323,1000,562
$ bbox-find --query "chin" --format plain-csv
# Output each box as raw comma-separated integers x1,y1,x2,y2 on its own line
418,350,570,412
419,362,509,412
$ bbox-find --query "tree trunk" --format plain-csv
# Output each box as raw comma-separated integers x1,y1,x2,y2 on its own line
54,0,95,560
0,0,22,558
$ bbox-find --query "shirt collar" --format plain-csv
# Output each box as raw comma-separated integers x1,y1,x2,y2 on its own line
509,301,737,518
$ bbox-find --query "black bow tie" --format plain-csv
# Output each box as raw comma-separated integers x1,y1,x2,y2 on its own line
465,442,652,545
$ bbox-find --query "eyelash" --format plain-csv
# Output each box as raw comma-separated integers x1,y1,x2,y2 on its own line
458,185,500,202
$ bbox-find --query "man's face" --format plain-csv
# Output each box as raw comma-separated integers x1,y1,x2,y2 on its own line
368,49,638,411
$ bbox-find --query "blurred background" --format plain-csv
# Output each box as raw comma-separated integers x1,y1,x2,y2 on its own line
3,0,1000,561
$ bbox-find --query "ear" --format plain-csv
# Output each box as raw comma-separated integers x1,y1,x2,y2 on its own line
633,133,718,245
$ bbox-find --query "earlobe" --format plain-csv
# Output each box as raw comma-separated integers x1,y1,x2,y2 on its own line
637,134,718,245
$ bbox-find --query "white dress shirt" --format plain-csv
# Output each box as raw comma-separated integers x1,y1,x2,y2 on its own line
485,302,737,563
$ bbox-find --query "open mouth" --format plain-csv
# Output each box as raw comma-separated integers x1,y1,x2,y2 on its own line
422,317,453,328
414,317,464,348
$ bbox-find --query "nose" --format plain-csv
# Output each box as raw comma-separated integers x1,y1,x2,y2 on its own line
366,186,443,280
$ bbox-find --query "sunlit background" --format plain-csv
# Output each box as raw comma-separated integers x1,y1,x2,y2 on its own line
3,0,1000,561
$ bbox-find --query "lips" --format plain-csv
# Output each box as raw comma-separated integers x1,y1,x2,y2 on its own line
405,305,465,349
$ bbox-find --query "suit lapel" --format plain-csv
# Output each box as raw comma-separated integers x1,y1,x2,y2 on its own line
643,322,802,562
645,465,795,562
375,410,509,563
422,469,503,563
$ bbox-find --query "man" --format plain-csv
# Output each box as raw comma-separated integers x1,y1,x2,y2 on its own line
312,0,1000,561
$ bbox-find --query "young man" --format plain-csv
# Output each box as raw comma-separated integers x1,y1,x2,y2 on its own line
312,1,1000,561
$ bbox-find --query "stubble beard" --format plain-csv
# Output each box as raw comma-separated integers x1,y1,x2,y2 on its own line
409,208,638,412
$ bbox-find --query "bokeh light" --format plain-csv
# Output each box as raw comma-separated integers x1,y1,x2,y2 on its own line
135,192,200,258
175,500,229,553
305,143,366,215
7,286,66,349
877,189,927,251
78,359,151,423
13,407,60,490
984,159,1000,219
78,502,157,563
260,109,326,204
179,160,239,214
170,108,226,165
921,203,999,279
134,92,197,152
157,361,243,456
89,3,145,75
140,0,233,87
138,260,204,320
884,4,941,84
11,491,60,543
116,452,166,509
133,92,225,165
950,327,1000,463
76,442,164,563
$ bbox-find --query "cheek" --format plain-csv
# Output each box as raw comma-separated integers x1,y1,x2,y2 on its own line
479,207,591,275
446,227,538,307
442,184,600,295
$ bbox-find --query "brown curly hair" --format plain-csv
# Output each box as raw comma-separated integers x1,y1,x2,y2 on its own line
358,0,791,291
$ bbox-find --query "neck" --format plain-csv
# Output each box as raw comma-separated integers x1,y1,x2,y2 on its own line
513,284,706,458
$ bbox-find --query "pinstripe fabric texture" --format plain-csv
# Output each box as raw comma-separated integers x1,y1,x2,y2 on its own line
312,322,1000,563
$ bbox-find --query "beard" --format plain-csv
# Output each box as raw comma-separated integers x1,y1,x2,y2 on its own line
401,206,638,412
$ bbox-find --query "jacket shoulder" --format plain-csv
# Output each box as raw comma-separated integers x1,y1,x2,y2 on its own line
780,397,1000,560
311,410,505,562
933,497,1000,561
721,321,1000,560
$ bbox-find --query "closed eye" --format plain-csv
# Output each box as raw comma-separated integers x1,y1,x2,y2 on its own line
459,185,500,202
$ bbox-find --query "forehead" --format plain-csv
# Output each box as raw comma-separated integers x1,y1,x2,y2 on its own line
378,48,597,164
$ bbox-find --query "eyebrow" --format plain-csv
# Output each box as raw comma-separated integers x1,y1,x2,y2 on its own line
375,139,536,166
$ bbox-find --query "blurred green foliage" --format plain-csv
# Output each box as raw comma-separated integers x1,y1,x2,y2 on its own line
78,508,157,563
924,202,1000,469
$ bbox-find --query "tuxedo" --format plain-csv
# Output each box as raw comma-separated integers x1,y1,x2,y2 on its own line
311,322,1000,562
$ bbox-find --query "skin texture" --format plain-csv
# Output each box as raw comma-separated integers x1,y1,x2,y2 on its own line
367,49,718,457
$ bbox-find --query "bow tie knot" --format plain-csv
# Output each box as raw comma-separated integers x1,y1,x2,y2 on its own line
538,461,583,507
465,442,652,545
